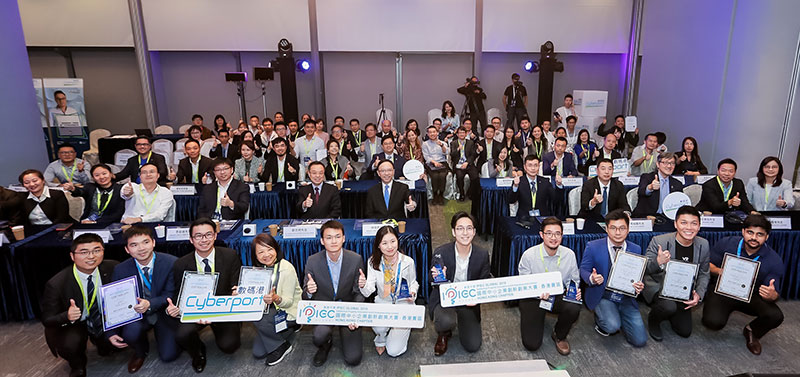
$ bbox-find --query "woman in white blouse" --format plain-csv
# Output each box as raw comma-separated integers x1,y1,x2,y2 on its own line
359,226,418,357
746,156,794,211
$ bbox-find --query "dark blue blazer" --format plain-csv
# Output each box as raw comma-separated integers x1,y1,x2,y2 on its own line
541,151,578,177
579,238,643,310
109,252,178,329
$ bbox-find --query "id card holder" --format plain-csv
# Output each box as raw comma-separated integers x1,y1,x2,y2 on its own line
303,157,311,163
274,309,288,333
539,296,555,311
609,292,624,303
529,209,540,217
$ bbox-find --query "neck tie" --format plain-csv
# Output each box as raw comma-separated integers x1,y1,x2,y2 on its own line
530,178,537,195
612,246,622,261
601,186,609,217
86,275,102,337
142,266,151,282
203,258,211,273
315,187,320,202
384,184,390,209
658,177,669,213
222,146,227,158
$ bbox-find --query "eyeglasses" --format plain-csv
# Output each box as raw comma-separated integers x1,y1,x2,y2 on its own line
455,226,475,233
542,232,562,238
192,232,215,241
659,161,675,166
214,166,232,172
73,249,102,257
135,143,150,147
608,226,628,233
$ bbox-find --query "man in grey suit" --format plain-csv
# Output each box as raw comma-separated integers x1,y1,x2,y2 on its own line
643,205,710,341
303,220,366,367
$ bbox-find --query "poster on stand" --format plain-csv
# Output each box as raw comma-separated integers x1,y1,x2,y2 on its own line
41,78,90,158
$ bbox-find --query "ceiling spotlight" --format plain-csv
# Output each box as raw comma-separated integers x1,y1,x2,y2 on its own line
524,60,539,73
296,60,310,72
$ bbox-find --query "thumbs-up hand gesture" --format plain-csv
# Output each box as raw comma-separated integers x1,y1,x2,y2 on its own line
358,269,367,288
776,195,787,208
306,274,317,294
649,176,660,191
77,161,85,172
591,189,603,207
590,268,604,286
122,182,133,197
263,287,277,305
656,245,671,265
477,143,484,153
679,153,687,162
222,193,234,209
166,298,180,318
406,195,417,212
67,299,81,322
729,192,741,207
551,156,559,168
759,279,779,301
133,297,150,314
202,172,212,184
303,193,313,209
593,149,600,159
287,164,296,174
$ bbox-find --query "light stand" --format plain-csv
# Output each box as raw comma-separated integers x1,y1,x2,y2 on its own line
225,72,247,121
377,93,387,125
254,67,275,119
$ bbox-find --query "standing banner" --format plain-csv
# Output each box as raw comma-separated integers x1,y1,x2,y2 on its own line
33,79,56,160
42,78,90,159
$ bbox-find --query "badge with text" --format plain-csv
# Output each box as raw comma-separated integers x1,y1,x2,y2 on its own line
439,272,563,308
296,300,425,328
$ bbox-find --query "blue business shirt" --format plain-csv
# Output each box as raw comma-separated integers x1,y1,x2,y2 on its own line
325,251,343,297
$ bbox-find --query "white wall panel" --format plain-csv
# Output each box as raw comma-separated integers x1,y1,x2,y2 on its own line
19,0,133,47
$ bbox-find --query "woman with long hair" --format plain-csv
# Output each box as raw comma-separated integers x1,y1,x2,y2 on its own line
501,126,523,170
746,156,794,211
440,100,460,138
675,137,707,176
574,129,598,176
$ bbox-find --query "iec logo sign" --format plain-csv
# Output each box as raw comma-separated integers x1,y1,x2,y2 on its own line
444,287,458,305
302,304,316,321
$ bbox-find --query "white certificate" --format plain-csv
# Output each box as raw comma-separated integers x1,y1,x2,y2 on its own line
715,253,760,303
177,272,219,311
606,252,647,297
238,266,273,294
99,276,142,331
660,260,698,301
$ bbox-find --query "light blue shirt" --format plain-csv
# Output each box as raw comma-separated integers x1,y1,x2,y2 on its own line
325,251,343,297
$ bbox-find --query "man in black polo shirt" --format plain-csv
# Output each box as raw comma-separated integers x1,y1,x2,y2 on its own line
701,214,784,355
503,73,528,131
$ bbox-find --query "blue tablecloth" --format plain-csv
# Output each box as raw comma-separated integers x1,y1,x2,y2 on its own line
222,219,433,300
492,217,800,300
5,222,238,321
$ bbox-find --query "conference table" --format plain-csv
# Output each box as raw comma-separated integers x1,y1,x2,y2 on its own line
174,179,430,221
4,221,240,321
222,218,433,300
98,133,185,164
491,215,800,300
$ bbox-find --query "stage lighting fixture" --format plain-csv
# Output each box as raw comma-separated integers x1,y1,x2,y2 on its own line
542,40,555,59
278,38,293,58
296,60,310,72
524,60,539,73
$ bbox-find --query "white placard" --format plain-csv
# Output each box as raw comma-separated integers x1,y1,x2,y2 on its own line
397,179,416,190
169,184,196,196
700,215,724,228
561,177,583,187
114,150,137,166
629,219,654,232
296,300,426,328
562,222,575,235
766,217,792,230
362,223,389,237
696,175,715,184
283,225,317,239
402,160,425,181
625,116,637,132
674,176,686,185
73,229,111,243
181,294,264,323
618,176,640,186
663,192,692,220
439,273,563,308
612,158,629,177
496,178,514,187
166,226,190,241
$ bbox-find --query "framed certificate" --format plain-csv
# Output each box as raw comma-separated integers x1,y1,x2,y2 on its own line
99,276,142,331
606,252,647,297
715,253,760,303
237,266,273,295
177,272,219,311
659,260,698,302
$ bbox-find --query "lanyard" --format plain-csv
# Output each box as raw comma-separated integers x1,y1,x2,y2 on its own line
642,152,655,171
135,254,155,291
459,140,466,159
329,157,339,179
717,177,732,201
354,131,361,146
736,239,760,262
196,255,215,274
303,137,312,157
61,164,77,182
292,131,300,140
191,156,201,183
764,184,771,205
409,145,415,160
539,245,561,273
534,141,542,157
381,257,402,302
555,156,563,176
95,190,113,214
215,185,226,213
138,151,152,166
138,185,158,214
72,265,97,312
277,159,285,182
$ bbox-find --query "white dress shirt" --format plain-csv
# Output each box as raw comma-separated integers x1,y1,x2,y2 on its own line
122,183,175,222
28,186,53,225
454,245,472,283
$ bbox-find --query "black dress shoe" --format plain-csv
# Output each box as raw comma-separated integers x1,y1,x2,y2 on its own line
648,320,663,342
192,344,207,373
743,326,762,355
128,354,146,373
313,339,332,367
69,369,86,377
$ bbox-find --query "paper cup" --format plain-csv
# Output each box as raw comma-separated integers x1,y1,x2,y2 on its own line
646,215,656,221
397,221,406,233
154,225,166,238
269,224,278,237
258,182,266,191
11,225,24,240
266,182,273,191
576,218,585,230
165,182,173,188
565,218,575,223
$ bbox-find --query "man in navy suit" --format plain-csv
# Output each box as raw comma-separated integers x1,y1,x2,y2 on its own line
106,226,179,373
365,135,407,179
508,154,562,220
579,209,647,347
541,137,578,177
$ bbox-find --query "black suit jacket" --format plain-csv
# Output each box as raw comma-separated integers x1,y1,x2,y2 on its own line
172,247,241,298
209,143,240,162
367,152,407,179
588,148,623,166
296,183,342,219
0,187,24,227
364,181,413,219
23,188,73,225
176,156,214,185
449,139,477,169
197,179,250,220
508,175,561,219
475,139,502,169
579,177,631,220
335,135,359,161
259,154,300,183
696,177,754,214
71,183,125,224
116,153,169,186
303,249,365,302
632,172,684,217
40,260,118,355
428,242,491,317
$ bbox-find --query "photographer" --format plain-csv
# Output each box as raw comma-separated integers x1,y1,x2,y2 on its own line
457,76,487,138
503,73,528,132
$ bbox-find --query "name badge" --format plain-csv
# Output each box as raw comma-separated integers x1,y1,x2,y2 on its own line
362,223,389,237
274,310,288,333
170,185,196,196
283,225,317,239
618,176,640,186
588,165,597,177
629,218,653,232
538,296,555,311
766,217,792,230
496,178,514,187
528,209,540,218
696,175,715,184
73,229,111,243
165,226,190,241
700,215,724,228
562,222,575,235
561,177,583,187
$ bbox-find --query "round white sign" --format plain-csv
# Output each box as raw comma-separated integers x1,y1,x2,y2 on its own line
402,160,425,181
662,192,692,220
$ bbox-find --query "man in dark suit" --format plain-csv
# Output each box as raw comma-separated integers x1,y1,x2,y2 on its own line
107,226,179,373
115,136,169,186
165,218,242,373
579,210,647,347
303,220,366,367
40,233,118,377
579,158,631,220
643,206,710,341
209,129,240,162
696,158,755,214
330,125,358,162
260,137,300,183
541,137,578,177
365,135,407,179
169,139,214,186
296,161,342,218
633,153,684,217
429,212,491,356
589,133,623,166
364,160,417,219
449,126,479,202
197,159,250,220
508,155,562,220
475,124,501,172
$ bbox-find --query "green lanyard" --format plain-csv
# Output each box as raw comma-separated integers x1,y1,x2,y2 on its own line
642,153,655,171
354,131,361,146
303,138,312,158
329,157,339,179
61,164,77,182
409,145,415,160
539,245,561,273
717,177,732,201
138,151,152,166
529,178,538,207
278,158,285,182
764,184,771,204
534,141,542,157
191,156,201,183
138,185,158,214
96,190,112,214
72,265,97,312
